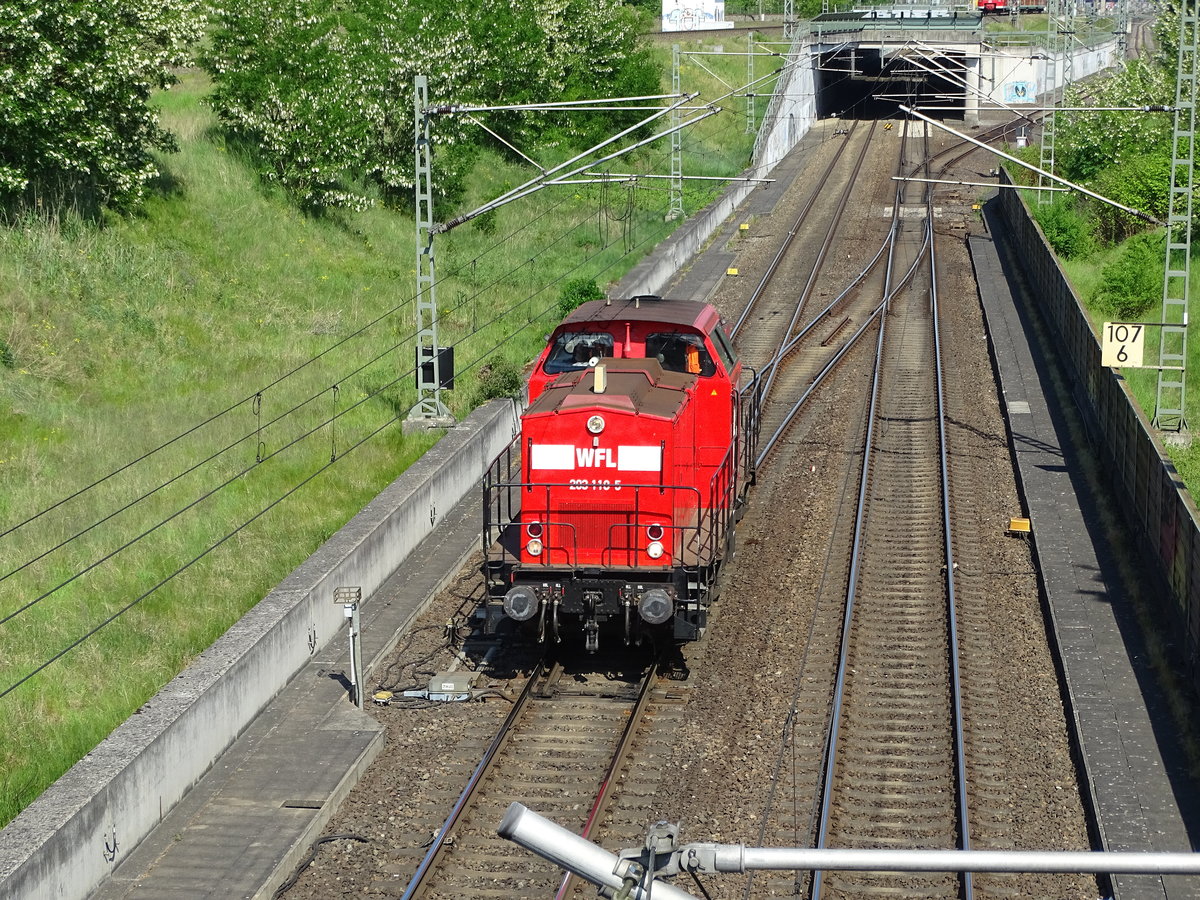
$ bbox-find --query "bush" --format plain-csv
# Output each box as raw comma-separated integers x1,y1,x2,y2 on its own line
205,0,661,213
1092,232,1164,320
1091,153,1171,245
0,1,205,216
1034,199,1094,260
556,277,604,318
474,357,524,402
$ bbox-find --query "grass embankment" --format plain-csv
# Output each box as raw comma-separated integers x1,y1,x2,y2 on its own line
0,40,773,826
1059,240,1200,484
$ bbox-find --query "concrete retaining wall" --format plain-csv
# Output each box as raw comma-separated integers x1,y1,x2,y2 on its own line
994,174,1200,693
979,39,1118,107
0,400,519,900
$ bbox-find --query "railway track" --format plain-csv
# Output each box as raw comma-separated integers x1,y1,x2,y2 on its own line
283,108,1097,900
398,658,684,898
810,120,968,900
719,118,973,900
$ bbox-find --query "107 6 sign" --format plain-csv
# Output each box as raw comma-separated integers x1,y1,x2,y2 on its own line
1102,322,1145,368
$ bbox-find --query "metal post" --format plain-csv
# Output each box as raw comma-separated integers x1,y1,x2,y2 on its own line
668,46,684,221
335,586,364,708
1117,0,1130,59
408,75,454,427
1155,1,1198,432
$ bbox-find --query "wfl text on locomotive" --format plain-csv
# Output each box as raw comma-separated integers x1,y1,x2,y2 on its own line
482,295,761,651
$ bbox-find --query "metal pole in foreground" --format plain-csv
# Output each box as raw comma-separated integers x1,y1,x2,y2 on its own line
499,804,1200,884
691,845,1200,876
497,804,697,899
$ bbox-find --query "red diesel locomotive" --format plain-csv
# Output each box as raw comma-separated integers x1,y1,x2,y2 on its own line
482,295,760,651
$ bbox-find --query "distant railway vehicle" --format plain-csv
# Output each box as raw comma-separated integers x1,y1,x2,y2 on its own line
977,0,1045,12
482,295,760,651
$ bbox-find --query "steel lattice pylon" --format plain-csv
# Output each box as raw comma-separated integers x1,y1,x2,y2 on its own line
1117,0,1130,59
669,45,684,221
746,31,756,135
1155,2,1199,431
1038,0,1062,204
409,75,453,424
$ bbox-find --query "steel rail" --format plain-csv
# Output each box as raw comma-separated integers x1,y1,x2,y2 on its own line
553,661,661,900
750,110,930,464
924,124,975,900
753,228,931,468
399,659,549,900
810,228,893,900
730,120,866,339
810,114,921,900
755,123,879,404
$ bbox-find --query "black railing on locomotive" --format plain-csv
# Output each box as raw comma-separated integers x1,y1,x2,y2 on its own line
485,481,714,568
482,373,761,579
483,443,740,574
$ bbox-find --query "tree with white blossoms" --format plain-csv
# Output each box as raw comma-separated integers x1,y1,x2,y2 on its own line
205,0,659,212
1055,46,1175,243
0,0,205,216
1057,60,1173,183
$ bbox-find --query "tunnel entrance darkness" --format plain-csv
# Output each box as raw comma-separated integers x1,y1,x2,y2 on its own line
815,46,969,120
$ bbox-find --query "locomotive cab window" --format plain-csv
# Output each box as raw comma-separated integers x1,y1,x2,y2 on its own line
544,332,615,374
647,332,716,376
711,324,737,372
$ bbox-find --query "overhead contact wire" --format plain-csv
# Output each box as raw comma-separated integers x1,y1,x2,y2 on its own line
0,388,438,701
0,195,577,543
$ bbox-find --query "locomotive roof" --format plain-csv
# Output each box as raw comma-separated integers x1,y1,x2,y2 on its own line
525,358,694,420
560,295,720,333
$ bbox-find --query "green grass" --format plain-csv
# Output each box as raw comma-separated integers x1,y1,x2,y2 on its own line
0,38,770,826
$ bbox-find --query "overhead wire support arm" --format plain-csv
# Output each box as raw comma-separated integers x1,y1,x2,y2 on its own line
434,95,712,234
900,105,1163,225
424,94,686,114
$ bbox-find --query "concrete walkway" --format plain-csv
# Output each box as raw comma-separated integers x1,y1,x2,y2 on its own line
91,485,484,899
972,202,1200,900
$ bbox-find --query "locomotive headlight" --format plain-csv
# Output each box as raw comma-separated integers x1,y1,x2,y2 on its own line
638,588,673,625
646,540,665,559
526,521,543,539
586,415,605,434
646,523,665,541
526,538,544,557
503,586,540,622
